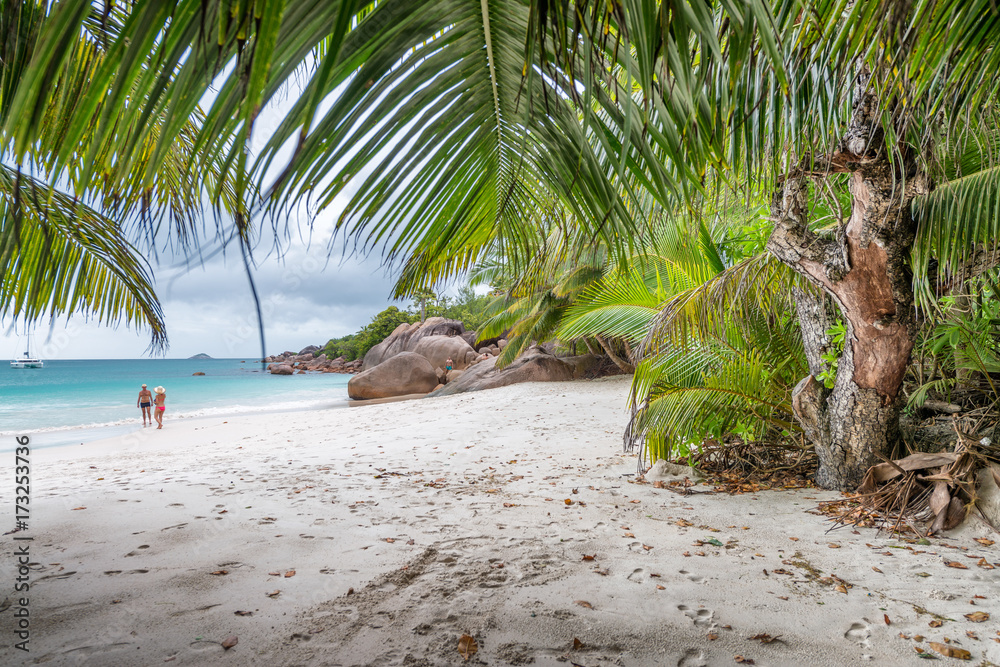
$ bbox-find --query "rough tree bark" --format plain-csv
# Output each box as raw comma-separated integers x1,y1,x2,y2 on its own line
767,77,930,490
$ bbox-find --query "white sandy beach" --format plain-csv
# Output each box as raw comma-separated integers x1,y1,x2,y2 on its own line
2,376,999,666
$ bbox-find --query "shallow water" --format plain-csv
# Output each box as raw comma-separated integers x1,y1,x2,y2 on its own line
0,357,349,444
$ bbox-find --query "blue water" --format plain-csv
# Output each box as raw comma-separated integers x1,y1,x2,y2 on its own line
0,358,349,447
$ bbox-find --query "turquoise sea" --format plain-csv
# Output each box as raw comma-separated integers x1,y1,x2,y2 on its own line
0,358,350,449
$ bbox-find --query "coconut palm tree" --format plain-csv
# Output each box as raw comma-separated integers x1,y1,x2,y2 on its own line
8,1,1000,489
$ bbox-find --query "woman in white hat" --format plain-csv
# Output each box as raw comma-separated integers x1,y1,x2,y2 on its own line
153,386,166,429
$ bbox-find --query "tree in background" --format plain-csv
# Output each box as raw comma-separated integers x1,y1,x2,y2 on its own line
9,2,1000,489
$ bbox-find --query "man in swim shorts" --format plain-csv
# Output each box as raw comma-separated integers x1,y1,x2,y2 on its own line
137,384,153,426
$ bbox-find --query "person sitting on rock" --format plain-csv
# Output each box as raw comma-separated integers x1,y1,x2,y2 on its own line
445,358,453,372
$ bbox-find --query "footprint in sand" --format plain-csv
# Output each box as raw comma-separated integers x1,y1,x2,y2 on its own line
677,604,715,627
678,569,706,584
844,621,871,648
627,568,646,582
677,648,707,667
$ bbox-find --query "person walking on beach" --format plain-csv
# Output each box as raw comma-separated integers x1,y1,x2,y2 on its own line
137,384,153,426
153,386,166,429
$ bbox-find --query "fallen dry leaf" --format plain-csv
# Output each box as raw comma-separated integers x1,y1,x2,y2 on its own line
945,561,969,569
653,480,666,489
221,636,238,650
828,543,841,548
884,614,891,625
974,538,995,547
573,637,583,650
966,630,979,640
266,590,280,598
929,619,943,628
929,641,971,660
642,545,653,551
72,507,86,511
502,503,518,508
630,500,641,504
835,584,848,594
976,558,995,569
656,585,665,590
284,570,296,578
965,611,990,622
872,567,883,573
210,570,228,576
788,537,799,542
575,600,594,609
385,538,395,543
734,656,755,664
624,532,635,538
582,554,596,561
457,634,478,661
676,519,694,527
268,571,280,576
748,633,781,644
234,610,253,616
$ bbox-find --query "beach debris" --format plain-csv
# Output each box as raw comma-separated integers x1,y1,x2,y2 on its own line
574,600,594,609
946,561,968,569
346,587,354,595
457,634,478,661
734,656,755,664
385,538,395,543
573,638,584,650
965,612,990,622
234,610,253,616
581,554,596,561
221,635,238,650
974,538,995,546
72,507,86,511
929,620,943,628
820,425,999,535
565,499,573,505
210,570,228,576
884,614,892,625
266,590,280,598
284,570,296,577
929,642,971,660
268,571,280,576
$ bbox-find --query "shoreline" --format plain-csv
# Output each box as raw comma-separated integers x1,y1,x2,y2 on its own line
2,376,998,666
0,397,353,453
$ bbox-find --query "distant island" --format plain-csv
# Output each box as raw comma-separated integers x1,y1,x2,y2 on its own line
188,353,213,360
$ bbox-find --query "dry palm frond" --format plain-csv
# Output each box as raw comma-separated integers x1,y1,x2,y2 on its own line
820,423,1000,535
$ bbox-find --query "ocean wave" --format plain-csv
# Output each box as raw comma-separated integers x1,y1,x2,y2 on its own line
0,396,349,437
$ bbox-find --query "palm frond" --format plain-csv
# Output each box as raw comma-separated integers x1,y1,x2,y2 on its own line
0,166,166,348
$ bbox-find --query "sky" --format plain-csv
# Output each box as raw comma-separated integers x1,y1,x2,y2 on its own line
2,49,426,360
2,237,403,360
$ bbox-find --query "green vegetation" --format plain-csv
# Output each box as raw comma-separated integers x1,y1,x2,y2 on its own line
5,2,1000,489
319,287,493,361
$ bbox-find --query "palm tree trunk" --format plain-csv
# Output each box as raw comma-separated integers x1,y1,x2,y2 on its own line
768,80,928,490
595,334,635,373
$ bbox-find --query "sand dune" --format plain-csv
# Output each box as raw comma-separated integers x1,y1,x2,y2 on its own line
2,376,998,666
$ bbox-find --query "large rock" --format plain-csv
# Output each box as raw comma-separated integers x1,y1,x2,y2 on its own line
348,352,439,400
299,345,320,355
427,346,597,397
411,335,476,372
269,364,294,375
362,318,471,370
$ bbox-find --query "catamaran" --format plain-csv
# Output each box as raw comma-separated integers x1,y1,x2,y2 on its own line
10,335,43,368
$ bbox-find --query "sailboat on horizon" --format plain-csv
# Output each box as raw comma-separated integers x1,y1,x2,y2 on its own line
10,332,44,369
